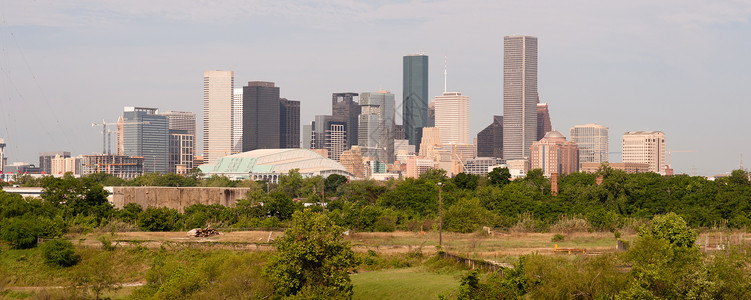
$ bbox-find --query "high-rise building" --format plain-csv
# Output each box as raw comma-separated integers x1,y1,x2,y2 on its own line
434,92,470,145
122,107,169,174
570,123,608,169
280,98,300,149
232,88,244,153
418,127,441,158
160,110,196,165
403,54,429,148
394,124,405,140
51,155,81,176
39,151,70,175
332,93,360,148
477,116,503,158
168,129,194,174
622,131,666,173
536,102,551,141
503,35,538,160
311,115,347,161
340,146,365,178
530,130,578,177
203,70,234,164
358,91,395,163
242,81,281,151
302,124,313,149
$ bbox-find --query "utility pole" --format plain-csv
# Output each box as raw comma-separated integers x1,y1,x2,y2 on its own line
437,182,443,248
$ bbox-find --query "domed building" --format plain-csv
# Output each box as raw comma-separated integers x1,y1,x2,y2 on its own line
530,130,579,177
198,149,352,183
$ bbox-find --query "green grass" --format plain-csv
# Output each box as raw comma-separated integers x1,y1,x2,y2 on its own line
352,267,462,299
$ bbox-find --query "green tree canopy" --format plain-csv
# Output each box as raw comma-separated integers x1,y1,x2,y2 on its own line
265,210,358,297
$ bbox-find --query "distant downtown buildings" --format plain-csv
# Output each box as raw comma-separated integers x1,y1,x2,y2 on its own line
6,35,678,180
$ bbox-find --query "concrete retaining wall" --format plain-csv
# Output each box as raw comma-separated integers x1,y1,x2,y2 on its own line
111,187,251,212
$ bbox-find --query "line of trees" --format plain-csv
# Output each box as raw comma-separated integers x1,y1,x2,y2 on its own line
2,166,751,246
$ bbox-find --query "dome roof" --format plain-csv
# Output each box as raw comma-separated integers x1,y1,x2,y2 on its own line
543,130,565,139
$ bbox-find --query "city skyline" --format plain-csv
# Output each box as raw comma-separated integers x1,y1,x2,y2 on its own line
2,1,750,176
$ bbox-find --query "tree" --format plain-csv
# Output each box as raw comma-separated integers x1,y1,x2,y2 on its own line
278,169,304,198
324,174,348,195
638,212,695,248
40,174,112,222
0,217,40,249
454,173,479,190
41,239,80,267
265,210,358,297
488,167,511,187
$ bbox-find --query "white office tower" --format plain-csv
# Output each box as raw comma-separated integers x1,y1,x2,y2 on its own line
434,92,470,145
203,70,234,164
622,131,666,173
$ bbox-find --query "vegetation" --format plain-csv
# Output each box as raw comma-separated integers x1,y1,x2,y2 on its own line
265,210,359,297
41,239,80,267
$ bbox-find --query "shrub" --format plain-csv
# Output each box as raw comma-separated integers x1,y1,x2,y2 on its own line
551,234,565,242
138,207,181,231
41,239,80,267
550,214,591,233
0,217,40,249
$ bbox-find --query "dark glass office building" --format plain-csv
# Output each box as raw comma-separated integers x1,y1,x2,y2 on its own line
280,98,300,148
122,107,169,174
242,81,281,151
477,115,503,158
332,92,360,148
402,54,429,148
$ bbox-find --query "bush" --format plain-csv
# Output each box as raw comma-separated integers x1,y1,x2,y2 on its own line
551,234,565,242
138,207,181,231
41,239,80,267
0,217,40,249
550,214,591,233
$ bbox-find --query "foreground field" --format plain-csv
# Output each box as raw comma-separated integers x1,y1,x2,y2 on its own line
352,267,462,299
73,229,632,259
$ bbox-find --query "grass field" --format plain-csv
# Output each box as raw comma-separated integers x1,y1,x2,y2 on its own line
352,267,462,300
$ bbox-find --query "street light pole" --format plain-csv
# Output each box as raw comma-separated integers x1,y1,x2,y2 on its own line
437,182,443,248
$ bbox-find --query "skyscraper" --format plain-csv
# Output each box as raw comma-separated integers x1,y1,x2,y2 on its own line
403,54,429,148
332,93,360,148
280,98,300,148
477,116,503,158
358,91,395,163
242,81,280,151
161,110,197,163
232,88,244,153
570,123,608,169
203,70,234,164
536,102,551,141
503,35,538,160
311,115,347,161
434,92,470,145
122,107,169,174
622,131,666,173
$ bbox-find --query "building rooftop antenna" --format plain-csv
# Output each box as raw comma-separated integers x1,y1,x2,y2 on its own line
444,55,447,93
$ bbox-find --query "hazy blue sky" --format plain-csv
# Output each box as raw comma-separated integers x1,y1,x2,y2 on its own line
1,0,750,176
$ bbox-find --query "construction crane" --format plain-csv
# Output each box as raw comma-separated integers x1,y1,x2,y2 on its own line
91,119,149,155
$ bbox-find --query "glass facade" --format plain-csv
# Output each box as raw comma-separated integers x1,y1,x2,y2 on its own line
403,54,429,148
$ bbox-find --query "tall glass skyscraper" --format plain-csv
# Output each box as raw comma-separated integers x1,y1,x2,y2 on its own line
242,81,280,151
403,54,429,148
359,91,395,163
502,36,538,160
122,107,169,174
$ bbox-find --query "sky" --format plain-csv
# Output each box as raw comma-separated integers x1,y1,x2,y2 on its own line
1,0,750,176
